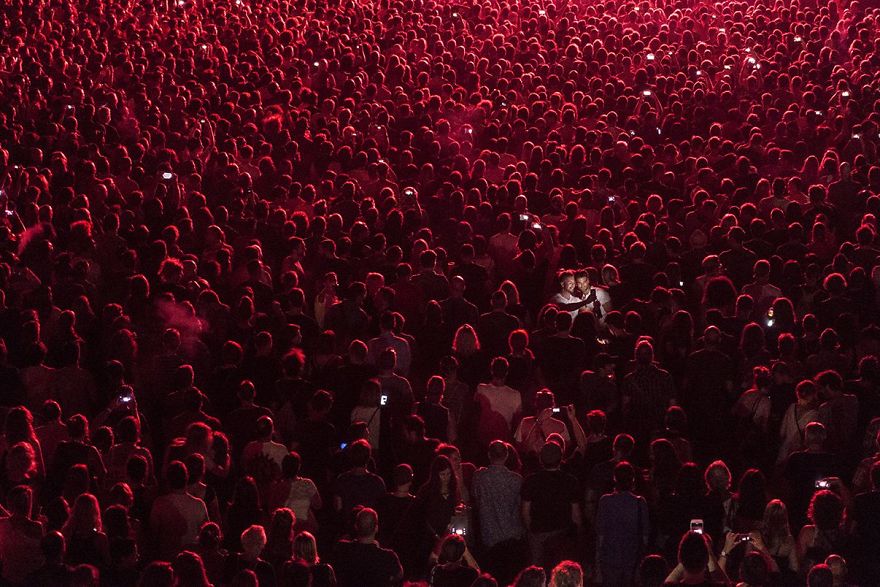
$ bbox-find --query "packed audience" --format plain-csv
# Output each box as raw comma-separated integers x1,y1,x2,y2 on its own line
0,0,880,584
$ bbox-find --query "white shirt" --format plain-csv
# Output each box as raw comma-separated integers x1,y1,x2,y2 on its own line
514,416,570,455
476,383,522,430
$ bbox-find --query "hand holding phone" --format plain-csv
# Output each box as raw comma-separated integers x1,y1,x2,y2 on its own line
690,519,704,534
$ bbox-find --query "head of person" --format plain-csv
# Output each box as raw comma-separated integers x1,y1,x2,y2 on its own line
354,507,379,541
807,564,834,587
705,460,732,493
540,441,563,470
293,531,319,564
558,270,576,294
487,440,509,465
137,562,174,587
172,551,210,587
808,490,844,532
549,560,583,587
678,531,710,574
281,452,301,480
613,461,637,492
512,566,547,587
438,533,467,564
347,439,372,469
740,551,771,586
638,554,669,587
240,525,267,560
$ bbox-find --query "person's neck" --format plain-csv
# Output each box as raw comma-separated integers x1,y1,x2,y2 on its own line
356,535,376,545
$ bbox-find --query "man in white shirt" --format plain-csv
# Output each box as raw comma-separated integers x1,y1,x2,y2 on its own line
550,270,590,320
476,357,522,444
575,270,612,323
149,461,209,560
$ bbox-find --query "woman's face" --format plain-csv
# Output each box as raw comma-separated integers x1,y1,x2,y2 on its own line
562,276,575,294
439,468,452,485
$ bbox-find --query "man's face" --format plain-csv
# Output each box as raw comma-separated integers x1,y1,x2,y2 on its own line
576,276,590,292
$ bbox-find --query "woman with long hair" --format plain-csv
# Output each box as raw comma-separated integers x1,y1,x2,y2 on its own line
452,324,487,389
731,469,768,533
0,407,45,479
223,476,263,552
293,531,336,585
263,507,295,569
797,490,846,574
62,493,109,567
400,454,461,579
172,550,212,587
760,500,799,582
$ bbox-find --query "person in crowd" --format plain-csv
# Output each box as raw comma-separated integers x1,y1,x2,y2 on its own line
597,461,650,586
665,531,731,585
428,533,480,587
333,439,385,516
0,485,45,584
475,357,522,446
549,560,584,587
521,441,582,571
149,461,209,561
2,0,880,583
514,390,572,459
472,440,525,584
798,490,847,574
850,461,880,584
269,452,321,533
331,507,403,587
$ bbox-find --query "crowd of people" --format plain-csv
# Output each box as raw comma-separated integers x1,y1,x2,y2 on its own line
1,0,880,584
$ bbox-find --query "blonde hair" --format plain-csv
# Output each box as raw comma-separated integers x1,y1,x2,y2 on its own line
294,531,319,564
452,324,480,355
763,499,792,543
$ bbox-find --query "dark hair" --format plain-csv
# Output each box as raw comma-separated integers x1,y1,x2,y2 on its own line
438,533,466,563
281,452,301,479
346,439,371,468
165,461,188,490
740,551,770,585
613,461,636,491
807,564,834,587
808,490,844,531
42,530,66,560
678,531,709,573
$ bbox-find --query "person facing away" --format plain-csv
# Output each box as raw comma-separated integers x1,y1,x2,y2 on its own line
597,461,650,586
331,507,403,587
149,460,209,561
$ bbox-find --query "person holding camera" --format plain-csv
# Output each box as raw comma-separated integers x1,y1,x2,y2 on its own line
663,530,731,585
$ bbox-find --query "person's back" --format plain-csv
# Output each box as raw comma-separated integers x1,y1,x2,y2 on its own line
472,441,524,550
149,461,209,560
0,486,45,584
332,508,402,587
662,531,729,586
598,465,650,584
